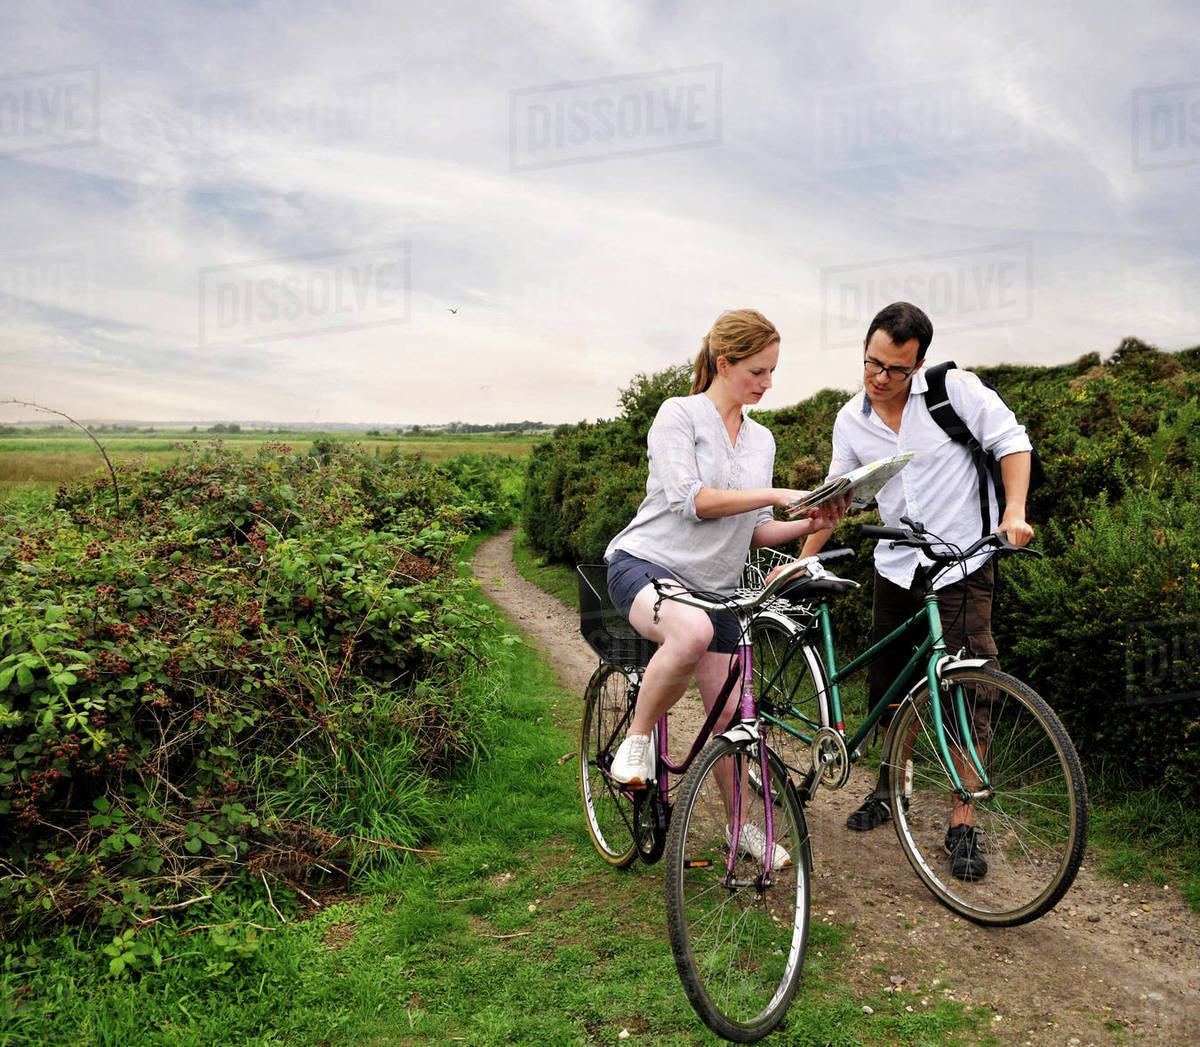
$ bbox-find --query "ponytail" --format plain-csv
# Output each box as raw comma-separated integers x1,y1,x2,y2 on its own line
691,309,779,394
691,335,719,394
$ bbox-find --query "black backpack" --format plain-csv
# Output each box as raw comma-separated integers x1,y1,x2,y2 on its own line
923,361,1046,538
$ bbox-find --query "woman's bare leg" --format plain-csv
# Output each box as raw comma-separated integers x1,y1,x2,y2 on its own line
625,582,714,737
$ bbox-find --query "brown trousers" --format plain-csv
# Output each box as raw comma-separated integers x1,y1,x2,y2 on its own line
868,558,999,742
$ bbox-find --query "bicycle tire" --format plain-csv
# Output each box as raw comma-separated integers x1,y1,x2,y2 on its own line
579,664,640,868
885,666,1089,927
749,615,832,784
665,737,811,1042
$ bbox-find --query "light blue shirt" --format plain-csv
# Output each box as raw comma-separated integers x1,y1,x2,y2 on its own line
605,394,775,594
828,366,1032,590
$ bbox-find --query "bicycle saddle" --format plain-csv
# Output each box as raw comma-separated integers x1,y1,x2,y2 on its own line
776,573,858,600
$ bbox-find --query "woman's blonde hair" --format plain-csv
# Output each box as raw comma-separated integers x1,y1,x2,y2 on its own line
691,309,780,395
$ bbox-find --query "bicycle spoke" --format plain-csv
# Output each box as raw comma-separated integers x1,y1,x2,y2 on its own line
887,667,1088,927
579,665,639,868
666,739,810,1041
749,617,831,786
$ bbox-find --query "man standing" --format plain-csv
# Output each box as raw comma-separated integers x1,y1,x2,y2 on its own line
800,301,1034,880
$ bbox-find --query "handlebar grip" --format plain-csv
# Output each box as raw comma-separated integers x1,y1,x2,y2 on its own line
859,525,909,541
816,547,854,561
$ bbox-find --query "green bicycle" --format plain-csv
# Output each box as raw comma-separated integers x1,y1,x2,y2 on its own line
746,520,1089,927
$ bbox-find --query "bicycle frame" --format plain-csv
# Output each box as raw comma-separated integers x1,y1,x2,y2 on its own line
759,591,990,802
607,629,785,878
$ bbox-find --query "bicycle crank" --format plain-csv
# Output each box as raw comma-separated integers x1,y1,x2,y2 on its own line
810,727,851,789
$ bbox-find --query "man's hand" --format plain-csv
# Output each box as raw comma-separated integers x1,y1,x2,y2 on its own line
997,511,1034,547
811,490,851,530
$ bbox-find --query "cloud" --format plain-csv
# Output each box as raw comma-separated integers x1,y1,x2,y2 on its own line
0,0,1196,425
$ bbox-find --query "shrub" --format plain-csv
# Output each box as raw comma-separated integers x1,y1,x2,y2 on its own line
520,341,1200,792
996,472,1200,800
0,442,518,932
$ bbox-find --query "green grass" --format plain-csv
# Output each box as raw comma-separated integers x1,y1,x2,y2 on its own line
510,528,581,609
1,540,981,1047
1086,772,1200,911
0,430,543,496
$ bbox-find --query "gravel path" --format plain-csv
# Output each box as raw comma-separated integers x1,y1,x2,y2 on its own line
471,529,1200,1046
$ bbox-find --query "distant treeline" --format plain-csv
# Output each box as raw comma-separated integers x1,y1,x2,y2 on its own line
406,421,553,434
0,421,553,437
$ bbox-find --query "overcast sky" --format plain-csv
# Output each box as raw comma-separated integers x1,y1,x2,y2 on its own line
1,0,1197,425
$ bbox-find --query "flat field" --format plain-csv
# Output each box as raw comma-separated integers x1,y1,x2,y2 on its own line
0,429,544,495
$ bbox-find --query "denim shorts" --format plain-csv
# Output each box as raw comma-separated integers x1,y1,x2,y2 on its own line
606,550,741,654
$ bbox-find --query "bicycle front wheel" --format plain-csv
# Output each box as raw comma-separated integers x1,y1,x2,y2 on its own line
579,664,639,868
665,737,811,1042
885,666,1089,927
750,614,831,782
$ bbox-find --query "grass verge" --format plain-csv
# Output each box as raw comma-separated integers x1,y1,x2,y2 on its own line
1086,773,1200,912
1,541,981,1046
510,528,580,609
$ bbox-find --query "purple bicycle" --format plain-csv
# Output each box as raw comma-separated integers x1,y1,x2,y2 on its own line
577,561,818,1043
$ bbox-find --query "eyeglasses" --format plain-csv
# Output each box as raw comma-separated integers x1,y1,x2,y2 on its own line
863,356,917,381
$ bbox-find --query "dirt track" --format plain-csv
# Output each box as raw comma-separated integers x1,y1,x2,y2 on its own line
471,530,1200,1046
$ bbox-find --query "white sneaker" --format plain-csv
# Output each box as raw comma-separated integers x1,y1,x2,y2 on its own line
726,823,792,868
610,734,653,786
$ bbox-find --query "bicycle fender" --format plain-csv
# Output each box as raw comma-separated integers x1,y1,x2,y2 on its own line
754,608,803,632
717,723,761,746
935,656,991,683
890,657,992,715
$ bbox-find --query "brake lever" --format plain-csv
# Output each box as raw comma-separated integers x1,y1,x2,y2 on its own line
992,534,1044,559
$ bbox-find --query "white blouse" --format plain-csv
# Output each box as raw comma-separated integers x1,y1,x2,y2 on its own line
605,394,775,594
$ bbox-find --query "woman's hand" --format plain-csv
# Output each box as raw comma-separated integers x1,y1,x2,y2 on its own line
771,488,809,512
785,489,851,526
763,561,802,586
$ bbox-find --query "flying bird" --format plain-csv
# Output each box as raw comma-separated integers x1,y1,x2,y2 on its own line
446,307,458,314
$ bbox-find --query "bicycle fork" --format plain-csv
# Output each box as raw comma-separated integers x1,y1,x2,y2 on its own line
723,643,782,886
911,657,994,806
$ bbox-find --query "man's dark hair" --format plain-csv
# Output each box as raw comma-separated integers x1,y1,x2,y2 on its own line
864,301,934,361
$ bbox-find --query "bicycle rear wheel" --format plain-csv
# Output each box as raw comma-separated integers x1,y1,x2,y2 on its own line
885,666,1089,927
579,664,639,868
665,737,811,1042
750,615,832,783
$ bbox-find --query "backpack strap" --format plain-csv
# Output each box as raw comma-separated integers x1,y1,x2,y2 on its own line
923,360,997,538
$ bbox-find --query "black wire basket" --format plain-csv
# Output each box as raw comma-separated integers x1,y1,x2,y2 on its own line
577,563,657,667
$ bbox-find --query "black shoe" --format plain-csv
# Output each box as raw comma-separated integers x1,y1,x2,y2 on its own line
846,795,892,831
944,825,988,880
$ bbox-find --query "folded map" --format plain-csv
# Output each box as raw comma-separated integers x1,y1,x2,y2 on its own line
784,452,915,516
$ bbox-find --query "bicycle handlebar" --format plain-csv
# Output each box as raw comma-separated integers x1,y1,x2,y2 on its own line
814,547,854,562
859,522,1043,562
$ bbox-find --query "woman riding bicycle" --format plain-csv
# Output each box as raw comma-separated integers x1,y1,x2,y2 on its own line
603,309,848,836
